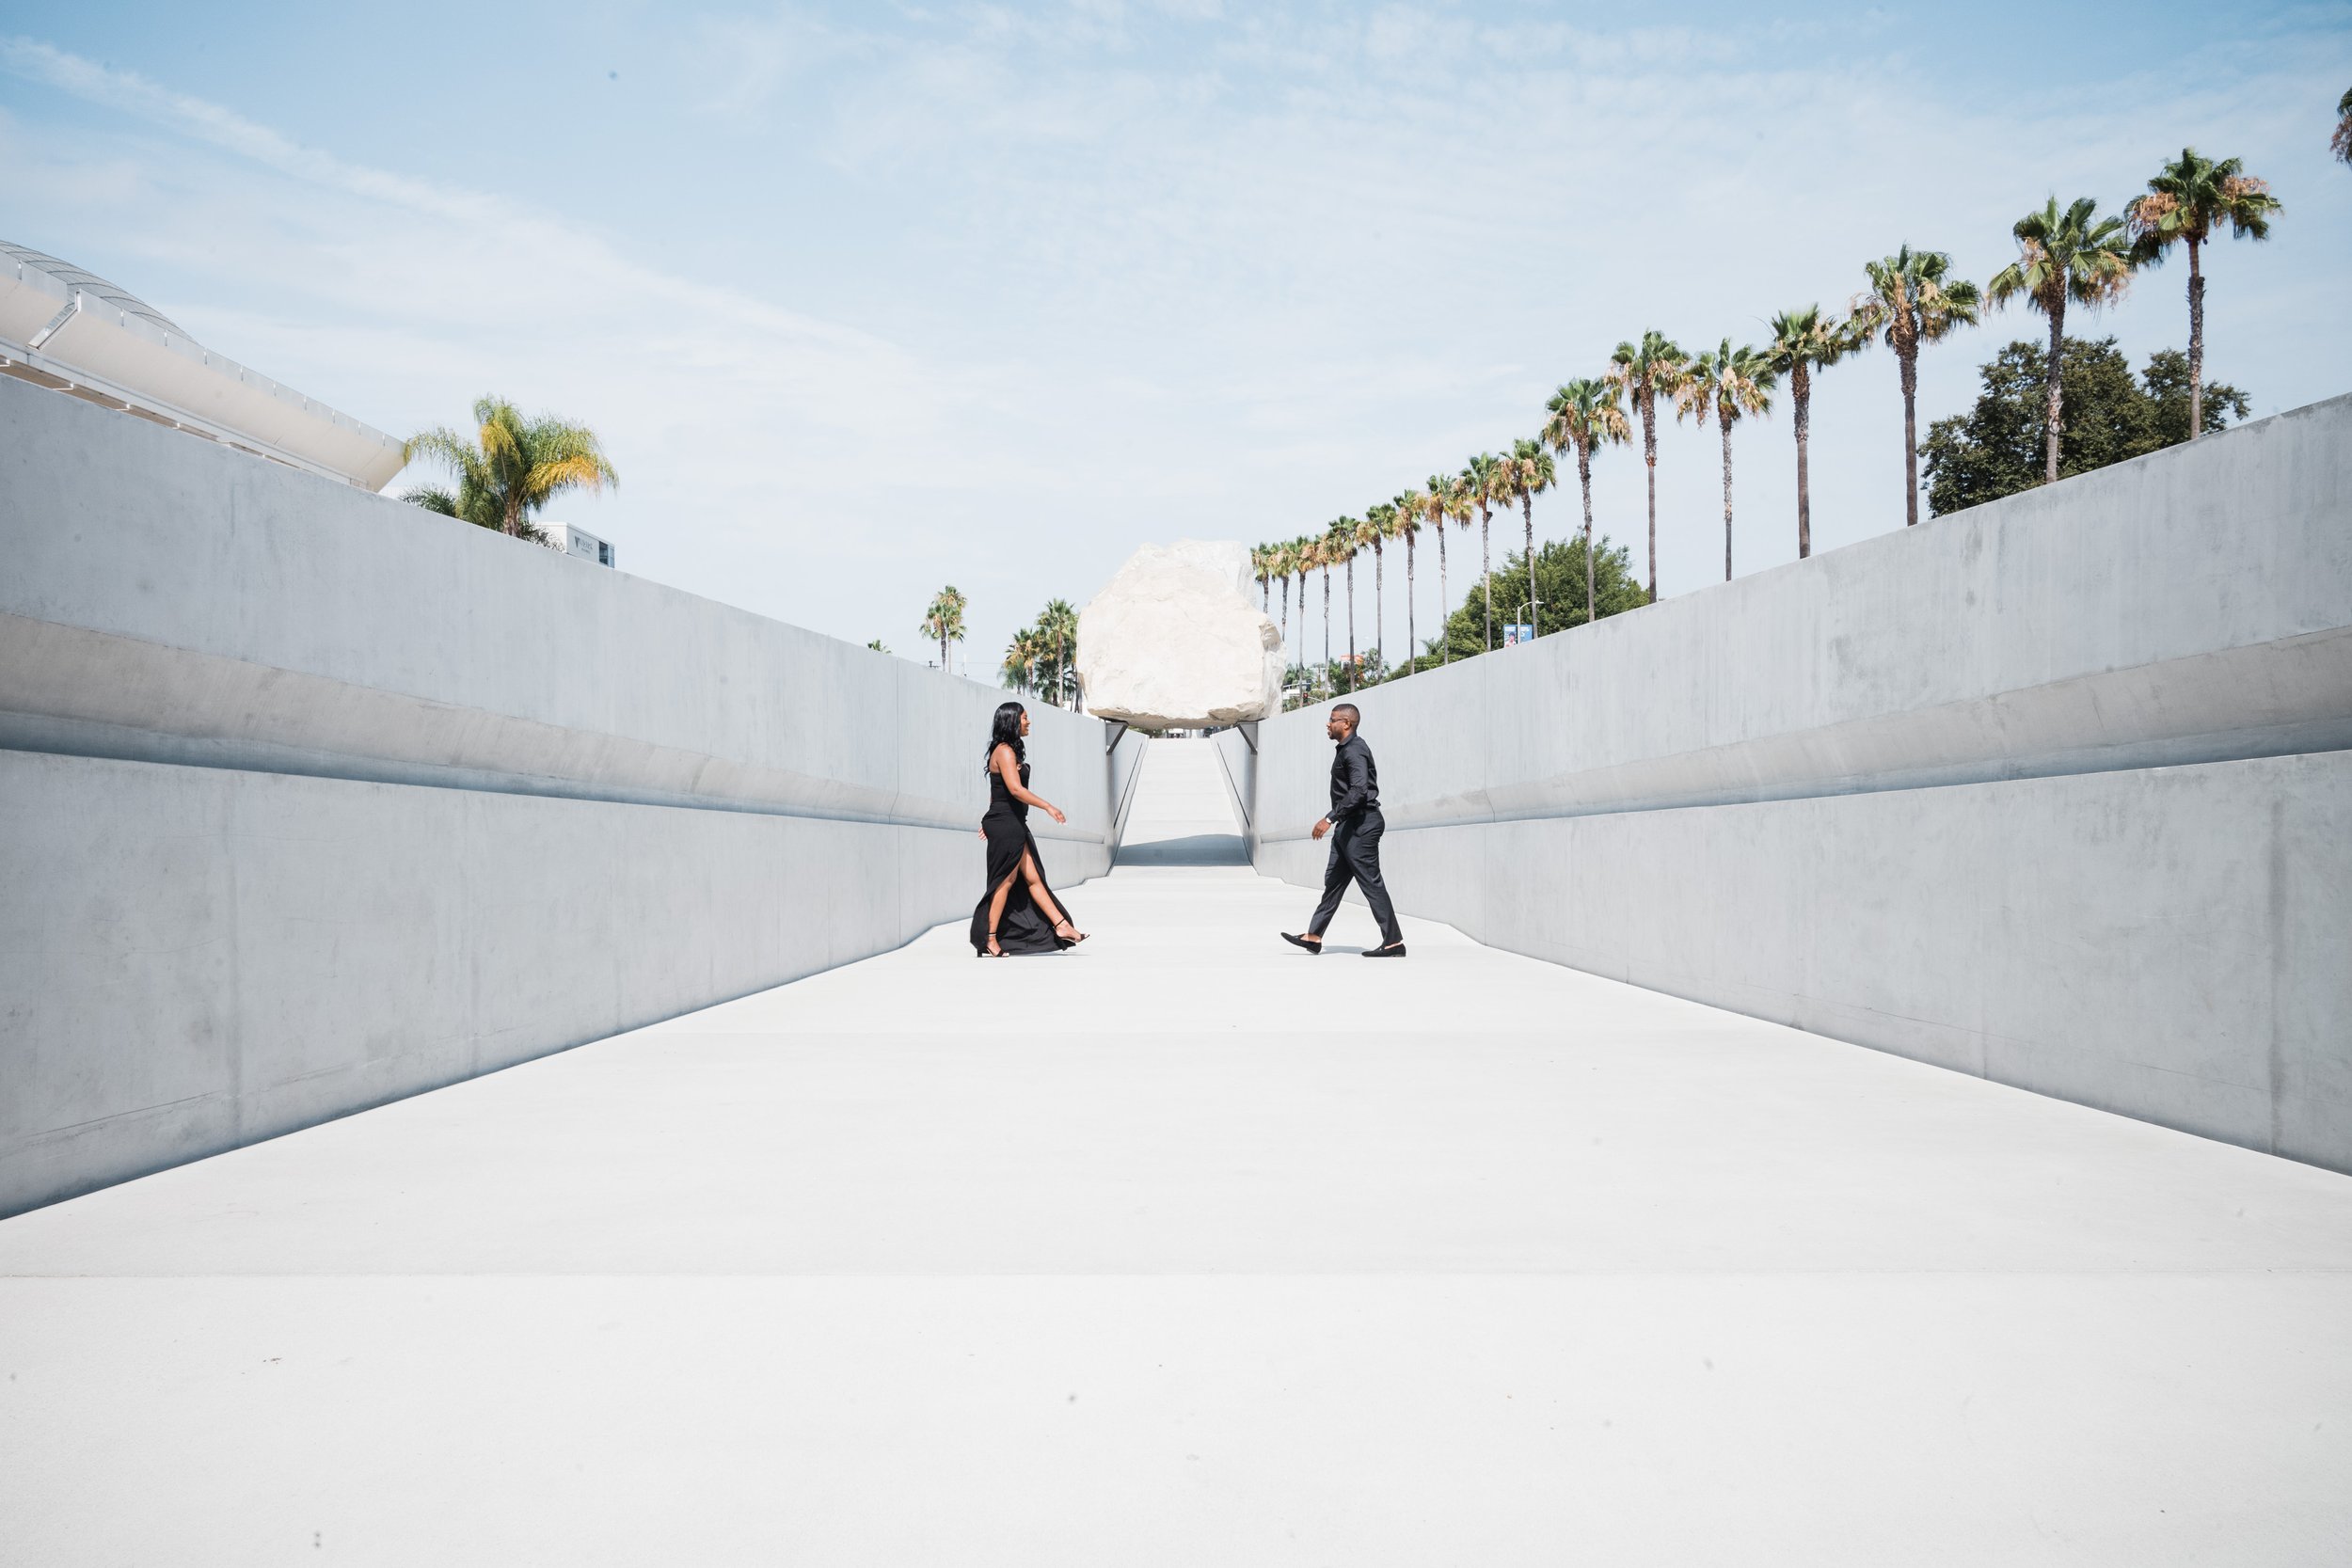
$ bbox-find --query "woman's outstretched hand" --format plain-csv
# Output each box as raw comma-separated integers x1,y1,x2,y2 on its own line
1048,805,1067,825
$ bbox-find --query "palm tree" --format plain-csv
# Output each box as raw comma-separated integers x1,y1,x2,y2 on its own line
920,585,968,673
1330,518,1364,692
1293,535,1314,672
1764,306,1863,559
1606,332,1690,603
1394,491,1425,677
1040,597,1080,709
1850,246,1979,528
1987,197,2136,484
1363,505,1397,676
1501,437,1556,633
1270,540,1295,659
403,395,619,538
1673,342,1775,582
1311,533,1335,677
1542,377,1631,624
2334,87,2352,166
2127,150,2282,441
1461,452,1506,651
1251,545,1273,613
1420,476,1462,665
1001,627,1039,693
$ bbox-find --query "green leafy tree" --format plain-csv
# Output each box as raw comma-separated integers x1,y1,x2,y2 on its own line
867,638,891,655
2126,149,2281,442
1674,341,1775,581
920,585,968,673
1543,377,1632,623
1433,537,1645,662
1764,305,1862,560
403,395,618,539
1987,197,2136,484
1607,331,1691,601
1850,246,1980,527
1920,337,2248,515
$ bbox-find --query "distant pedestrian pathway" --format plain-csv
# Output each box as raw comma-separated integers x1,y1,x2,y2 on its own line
2,740,2348,1562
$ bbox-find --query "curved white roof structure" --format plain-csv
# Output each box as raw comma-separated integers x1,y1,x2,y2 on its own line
0,241,405,490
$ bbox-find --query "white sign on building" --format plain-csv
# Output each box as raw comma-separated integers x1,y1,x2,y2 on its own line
542,521,616,568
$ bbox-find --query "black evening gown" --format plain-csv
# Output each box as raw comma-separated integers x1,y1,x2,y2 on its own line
971,759,1077,955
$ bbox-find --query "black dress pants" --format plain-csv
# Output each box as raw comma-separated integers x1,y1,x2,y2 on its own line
1308,808,1404,946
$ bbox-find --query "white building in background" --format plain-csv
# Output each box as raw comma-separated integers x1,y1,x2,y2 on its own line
541,521,616,568
0,240,405,490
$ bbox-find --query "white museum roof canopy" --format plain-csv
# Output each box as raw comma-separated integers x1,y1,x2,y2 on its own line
0,240,405,490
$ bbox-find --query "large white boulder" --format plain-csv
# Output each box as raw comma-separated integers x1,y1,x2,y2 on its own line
1078,540,1283,729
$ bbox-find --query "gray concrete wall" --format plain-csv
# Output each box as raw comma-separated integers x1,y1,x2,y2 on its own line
1230,392,2352,1172
0,377,1137,1214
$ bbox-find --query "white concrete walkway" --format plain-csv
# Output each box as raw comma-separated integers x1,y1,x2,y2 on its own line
4,737,2349,1565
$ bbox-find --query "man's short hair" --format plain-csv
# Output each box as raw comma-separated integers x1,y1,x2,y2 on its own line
1331,703,1360,725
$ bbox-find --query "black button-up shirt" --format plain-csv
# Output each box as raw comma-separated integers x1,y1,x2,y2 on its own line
1328,733,1380,819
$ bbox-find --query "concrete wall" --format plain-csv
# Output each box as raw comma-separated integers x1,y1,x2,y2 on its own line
1227,392,2352,1172
0,377,1137,1214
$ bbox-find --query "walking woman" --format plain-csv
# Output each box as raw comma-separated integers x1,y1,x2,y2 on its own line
971,702,1089,957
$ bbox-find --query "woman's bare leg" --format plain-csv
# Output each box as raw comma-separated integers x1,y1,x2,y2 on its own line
1019,850,1070,928
986,870,1018,942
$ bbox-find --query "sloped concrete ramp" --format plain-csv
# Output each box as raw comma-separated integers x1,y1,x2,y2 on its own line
2,738,2348,1564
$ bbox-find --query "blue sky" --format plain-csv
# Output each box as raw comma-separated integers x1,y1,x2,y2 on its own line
5,2,2349,673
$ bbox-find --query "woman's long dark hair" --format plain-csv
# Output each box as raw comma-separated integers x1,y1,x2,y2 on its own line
987,701,1025,771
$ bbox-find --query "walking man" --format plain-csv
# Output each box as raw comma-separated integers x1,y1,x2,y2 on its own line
1282,703,1407,958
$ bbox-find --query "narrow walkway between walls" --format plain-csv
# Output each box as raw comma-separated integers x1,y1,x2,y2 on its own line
3,738,2349,1563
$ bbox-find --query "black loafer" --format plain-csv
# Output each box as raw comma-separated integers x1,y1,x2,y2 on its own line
1361,942,1407,958
1281,932,1323,954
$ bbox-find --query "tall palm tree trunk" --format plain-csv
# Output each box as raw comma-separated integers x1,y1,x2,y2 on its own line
1373,544,1385,677
1793,364,1814,559
1344,554,1358,693
1579,448,1596,624
2186,237,2205,439
1405,533,1417,677
1479,503,1493,652
1641,389,1659,602
1899,341,1921,527
1321,567,1331,678
1720,413,1736,580
2042,297,2067,483
1279,578,1290,657
1521,496,1536,631
1437,526,1451,666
